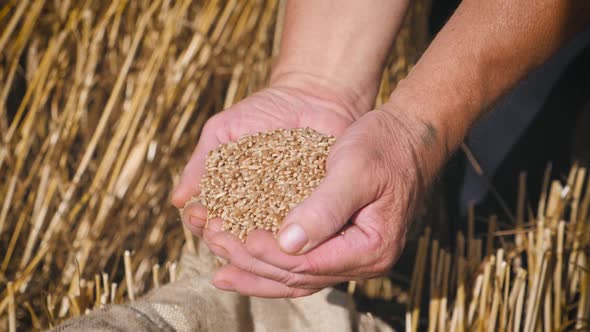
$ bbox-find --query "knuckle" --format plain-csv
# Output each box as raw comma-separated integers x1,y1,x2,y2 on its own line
292,289,312,298
202,114,224,134
228,250,260,273
323,206,344,234
299,203,341,236
372,254,394,275
202,228,216,244
282,272,305,288
237,258,258,275
366,230,386,254
369,242,399,276
245,241,266,260
184,222,203,237
283,287,298,298
363,233,394,275
284,286,313,298
291,255,321,275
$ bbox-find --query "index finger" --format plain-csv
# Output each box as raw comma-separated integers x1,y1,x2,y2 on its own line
170,126,224,208
244,222,385,277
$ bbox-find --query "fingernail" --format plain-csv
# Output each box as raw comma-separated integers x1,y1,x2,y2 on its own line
209,243,229,259
170,188,182,203
189,215,205,228
183,202,207,227
213,278,234,291
278,223,308,254
192,203,208,217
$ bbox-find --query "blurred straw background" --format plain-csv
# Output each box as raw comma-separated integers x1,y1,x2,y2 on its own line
0,0,429,330
3,1,590,331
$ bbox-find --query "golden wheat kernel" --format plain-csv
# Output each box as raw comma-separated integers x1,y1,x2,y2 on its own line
197,128,334,241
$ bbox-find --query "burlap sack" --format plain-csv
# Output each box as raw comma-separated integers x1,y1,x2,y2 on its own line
52,240,393,332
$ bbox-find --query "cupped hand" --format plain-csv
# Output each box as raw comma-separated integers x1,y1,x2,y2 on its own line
171,79,364,212
171,79,366,245
173,86,446,297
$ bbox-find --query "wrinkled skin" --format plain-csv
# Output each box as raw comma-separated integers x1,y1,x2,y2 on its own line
171,85,434,298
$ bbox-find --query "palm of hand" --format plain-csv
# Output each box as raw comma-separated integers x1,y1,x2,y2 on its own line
171,86,365,297
171,86,354,205
173,86,427,298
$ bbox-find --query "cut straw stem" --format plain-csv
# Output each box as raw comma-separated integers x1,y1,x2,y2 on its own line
411,233,429,331
516,172,526,248
437,252,450,332
553,221,564,330
152,264,160,289
123,251,135,301
169,262,177,283
7,281,16,332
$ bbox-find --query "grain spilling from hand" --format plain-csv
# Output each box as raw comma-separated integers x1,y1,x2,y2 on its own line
199,128,335,240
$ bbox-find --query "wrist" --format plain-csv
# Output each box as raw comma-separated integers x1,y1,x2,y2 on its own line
379,82,469,183
270,69,376,122
385,78,477,155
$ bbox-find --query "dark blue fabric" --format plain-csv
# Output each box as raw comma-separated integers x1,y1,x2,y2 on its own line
459,27,590,214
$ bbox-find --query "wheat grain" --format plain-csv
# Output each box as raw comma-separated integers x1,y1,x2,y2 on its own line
199,128,334,240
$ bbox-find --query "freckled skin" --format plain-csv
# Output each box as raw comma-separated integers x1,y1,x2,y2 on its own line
420,122,437,148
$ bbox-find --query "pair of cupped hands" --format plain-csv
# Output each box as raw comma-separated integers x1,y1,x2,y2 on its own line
171,75,438,298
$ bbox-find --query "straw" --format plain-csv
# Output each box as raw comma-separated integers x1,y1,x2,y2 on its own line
2,1,589,331
390,166,589,331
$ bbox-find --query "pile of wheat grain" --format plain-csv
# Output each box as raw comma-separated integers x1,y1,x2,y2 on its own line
200,128,334,240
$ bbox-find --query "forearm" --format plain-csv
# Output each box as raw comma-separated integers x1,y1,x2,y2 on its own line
388,0,590,165
271,0,410,119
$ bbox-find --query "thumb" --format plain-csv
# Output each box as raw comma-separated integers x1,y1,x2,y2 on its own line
277,155,377,255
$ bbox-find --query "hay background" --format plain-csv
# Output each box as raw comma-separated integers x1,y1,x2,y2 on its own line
0,1,430,329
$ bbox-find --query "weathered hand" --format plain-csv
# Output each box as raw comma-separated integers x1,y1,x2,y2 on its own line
173,87,446,297
171,78,365,215
169,79,370,296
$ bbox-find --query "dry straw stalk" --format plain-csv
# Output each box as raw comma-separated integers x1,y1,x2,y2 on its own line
400,165,590,332
0,0,282,328
0,0,429,329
